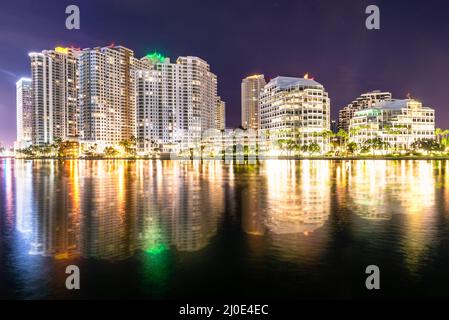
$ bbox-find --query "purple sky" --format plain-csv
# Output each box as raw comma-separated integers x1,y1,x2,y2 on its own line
1,0,449,146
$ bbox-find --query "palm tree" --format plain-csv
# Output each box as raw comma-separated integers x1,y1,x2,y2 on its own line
411,138,443,153
337,129,349,155
276,139,289,155
316,129,332,151
308,143,321,155
285,139,298,157
384,125,403,152
364,137,390,155
347,142,358,155
104,146,119,158
442,130,449,151
119,135,137,157
435,128,443,144
300,144,309,153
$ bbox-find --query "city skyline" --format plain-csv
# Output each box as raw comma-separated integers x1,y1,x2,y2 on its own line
2,0,449,146
9,42,441,157
3,0,449,304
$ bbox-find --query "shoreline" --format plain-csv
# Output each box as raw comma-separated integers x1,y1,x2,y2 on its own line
6,156,449,161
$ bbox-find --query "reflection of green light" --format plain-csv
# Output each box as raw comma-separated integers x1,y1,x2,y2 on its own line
145,52,165,63
141,240,171,297
144,218,169,254
145,243,168,255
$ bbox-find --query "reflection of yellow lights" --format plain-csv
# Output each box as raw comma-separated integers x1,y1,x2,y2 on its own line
265,160,330,235
117,161,126,206
69,160,80,214
347,160,437,273
55,253,69,260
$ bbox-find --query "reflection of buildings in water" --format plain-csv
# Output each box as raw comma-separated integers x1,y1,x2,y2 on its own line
393,161,435,215
136,161,224,253
443,161,449,212
135,161,170,255
334,161,348,207
240,167,266,236
347,160,436,221
395,161,437,274
79,160,138,260
346,161,392,221
2,159,14,224
16,160,224,261
16,160,82,258
346,160,437,273
15,160,33,235
263,160,331,235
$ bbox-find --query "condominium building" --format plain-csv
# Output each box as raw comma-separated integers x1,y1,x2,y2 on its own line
260,76,330,151
16,78,33,148
177,56,218,139
24,45,222,154
338,90,392,131
135,54,221,154
135,53,174,153
349,98,435,149
78,45,138,149
241,74,266,130
215,97,226,131
29,47,79,145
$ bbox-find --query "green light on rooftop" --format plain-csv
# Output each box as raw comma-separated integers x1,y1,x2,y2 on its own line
145,52,166,63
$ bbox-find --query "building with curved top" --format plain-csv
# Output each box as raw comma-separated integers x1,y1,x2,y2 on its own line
260,76,330,151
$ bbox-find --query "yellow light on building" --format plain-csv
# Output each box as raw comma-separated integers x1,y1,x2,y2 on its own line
55,46,69,54
247,74,264,79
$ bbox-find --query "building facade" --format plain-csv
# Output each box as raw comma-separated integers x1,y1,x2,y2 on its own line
177,56,218,143
29,47,79,145
338,90,392,132
135,54,175,153
78,45,138,149
135,54,221,154
24,46,222,154
260,76,330,151
215,97,226,131
16,78,33,148
349,99,435,149
241,74,266,130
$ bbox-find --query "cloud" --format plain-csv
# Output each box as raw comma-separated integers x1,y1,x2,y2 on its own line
0,69,17,79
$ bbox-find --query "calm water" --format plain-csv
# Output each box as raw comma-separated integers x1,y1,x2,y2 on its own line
1,159,449,299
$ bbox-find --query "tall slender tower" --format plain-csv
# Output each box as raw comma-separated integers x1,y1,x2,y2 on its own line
177,56,218,145
215,97,226,131
78,45,137,149
29,47,79,145
16,78,33,148
241,74,266,130
135,53,173,153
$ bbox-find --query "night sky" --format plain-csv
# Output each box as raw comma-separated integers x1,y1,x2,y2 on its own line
1,0,449,146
